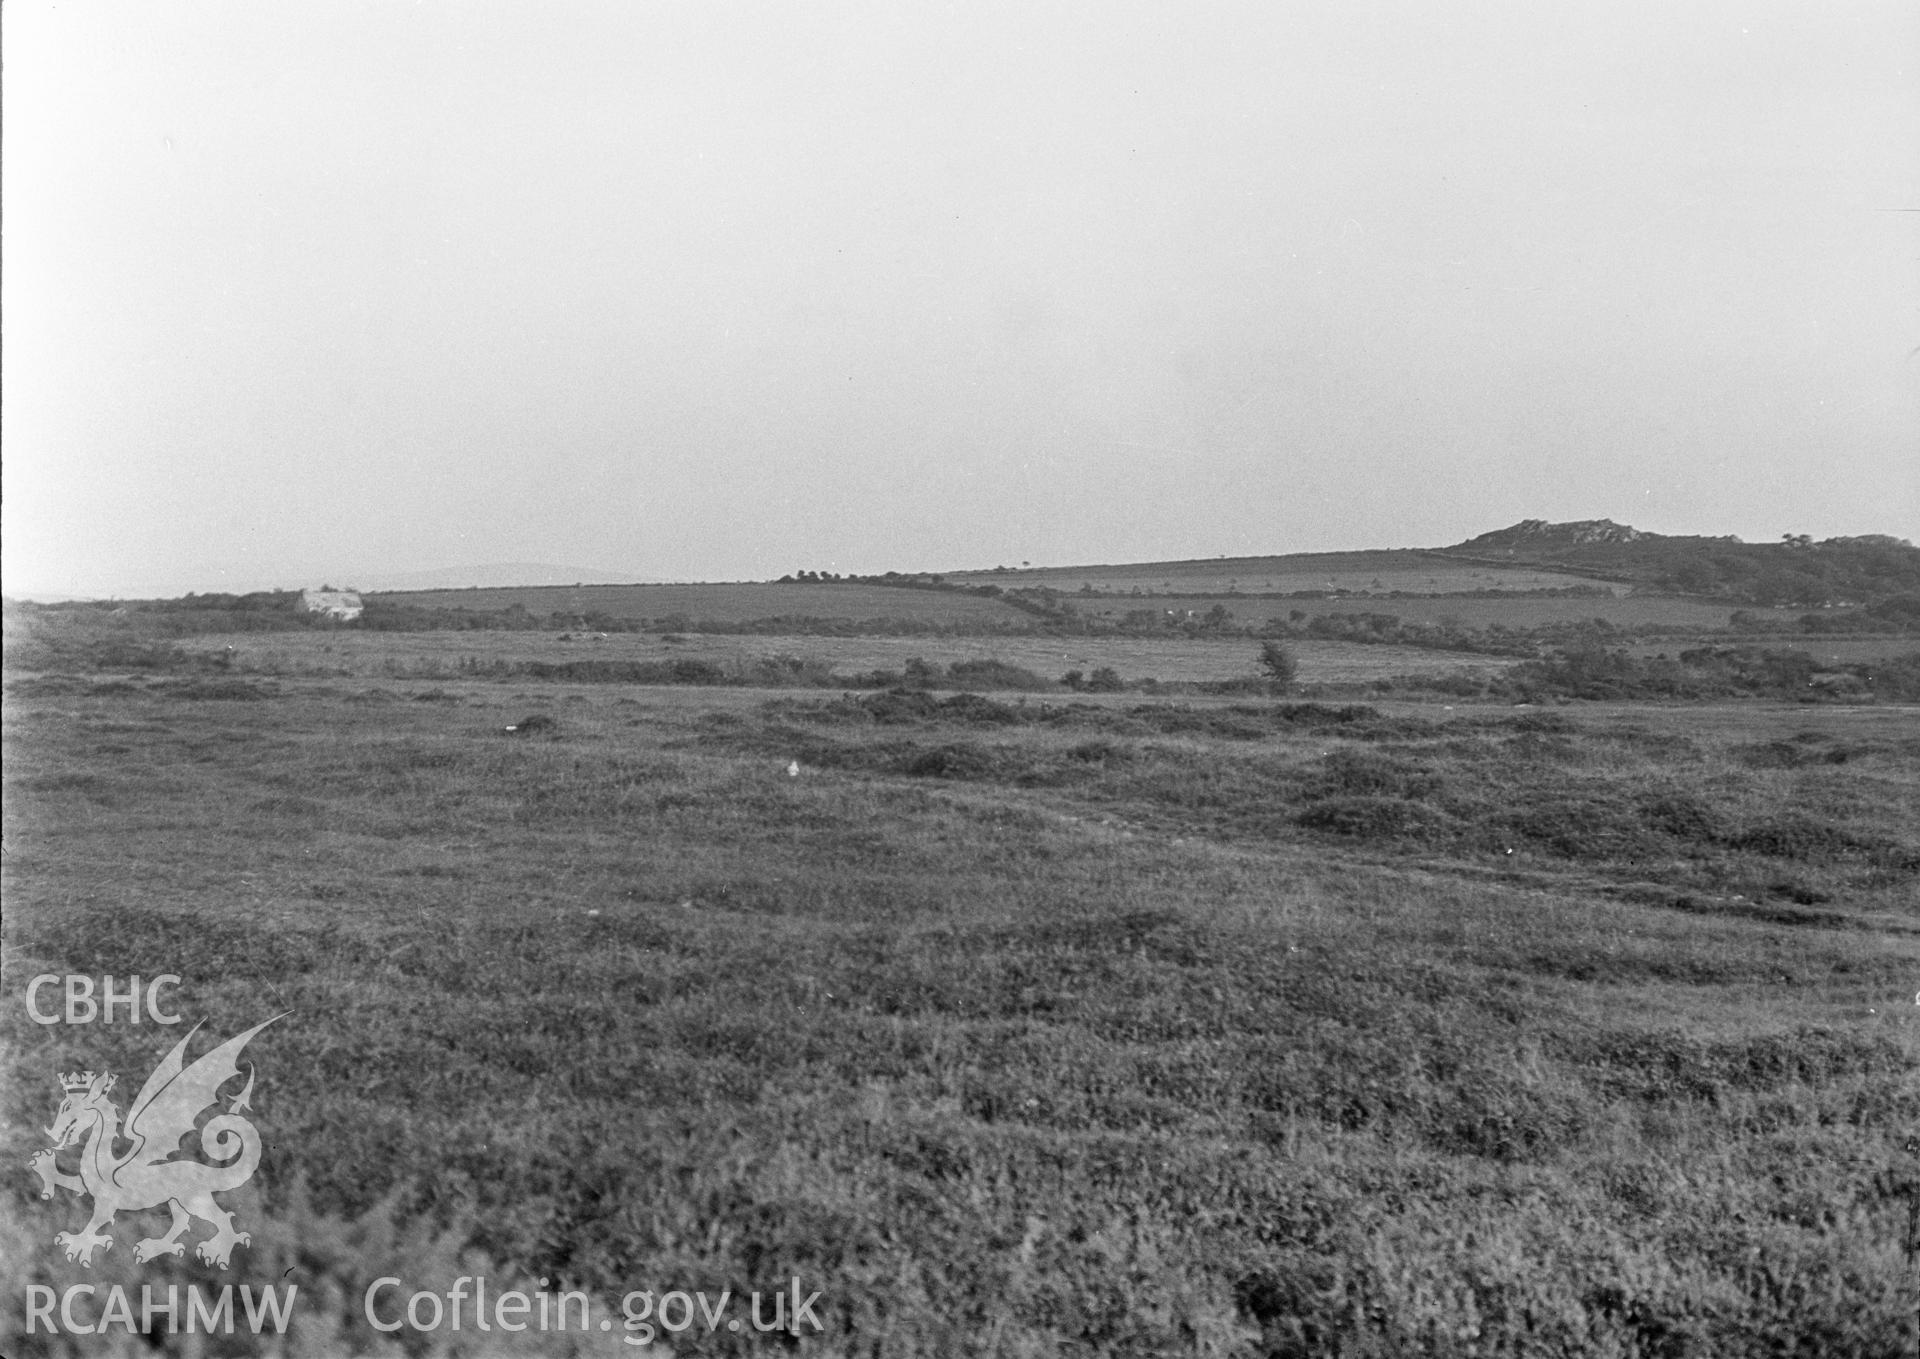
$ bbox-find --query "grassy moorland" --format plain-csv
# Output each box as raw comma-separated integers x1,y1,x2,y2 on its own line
3,611,1917,1356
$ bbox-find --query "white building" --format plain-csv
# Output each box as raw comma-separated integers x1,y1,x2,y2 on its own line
300,588,363,621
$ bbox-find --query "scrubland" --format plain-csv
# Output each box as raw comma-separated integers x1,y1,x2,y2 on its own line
151,628,1516,689
3,624,1918,1356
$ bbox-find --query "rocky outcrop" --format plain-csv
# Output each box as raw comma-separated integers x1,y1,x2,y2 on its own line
1453,519,1648,554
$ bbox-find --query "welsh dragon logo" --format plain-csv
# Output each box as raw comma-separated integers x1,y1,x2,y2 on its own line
28,1016,284,1269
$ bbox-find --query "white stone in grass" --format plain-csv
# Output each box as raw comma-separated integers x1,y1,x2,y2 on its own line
787,760,801,777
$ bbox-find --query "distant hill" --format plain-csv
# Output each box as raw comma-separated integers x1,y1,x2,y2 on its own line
345,563,652,591
1434,520,1920,607
942,550,1629,598
19,523,1912,631
934,519,1920,609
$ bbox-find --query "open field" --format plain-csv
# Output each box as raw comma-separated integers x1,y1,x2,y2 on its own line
1077,593,1796,632
156,629,1521,688
375,582,1037,626
4,621,1917,1356
945,550,1629,597
366,574,1829,642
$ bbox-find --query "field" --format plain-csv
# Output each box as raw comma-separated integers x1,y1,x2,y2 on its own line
4,616,1918,1357
1075,594,1791,633
159,629,1520,688
376,582,1036,627
370,573,1820,642
944,550,1628,597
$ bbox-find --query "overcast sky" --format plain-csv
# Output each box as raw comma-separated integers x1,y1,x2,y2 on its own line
4,2,1915,596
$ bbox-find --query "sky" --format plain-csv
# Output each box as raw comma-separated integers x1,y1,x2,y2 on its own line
4,1,1916,597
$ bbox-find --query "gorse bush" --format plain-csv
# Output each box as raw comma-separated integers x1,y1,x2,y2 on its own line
945,658,1054,690
1257,640,1299,692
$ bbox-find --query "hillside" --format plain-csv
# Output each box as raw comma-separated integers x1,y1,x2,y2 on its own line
1438,519,1920,608
371,581,1040,629
942,550,1626,597
13,519,1917,644
940,520,1920,612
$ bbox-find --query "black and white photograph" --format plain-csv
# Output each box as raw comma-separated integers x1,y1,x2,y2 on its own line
4,3,1917,1354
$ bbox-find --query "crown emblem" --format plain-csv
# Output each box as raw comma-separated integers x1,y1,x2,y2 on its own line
60,1071,104,1093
